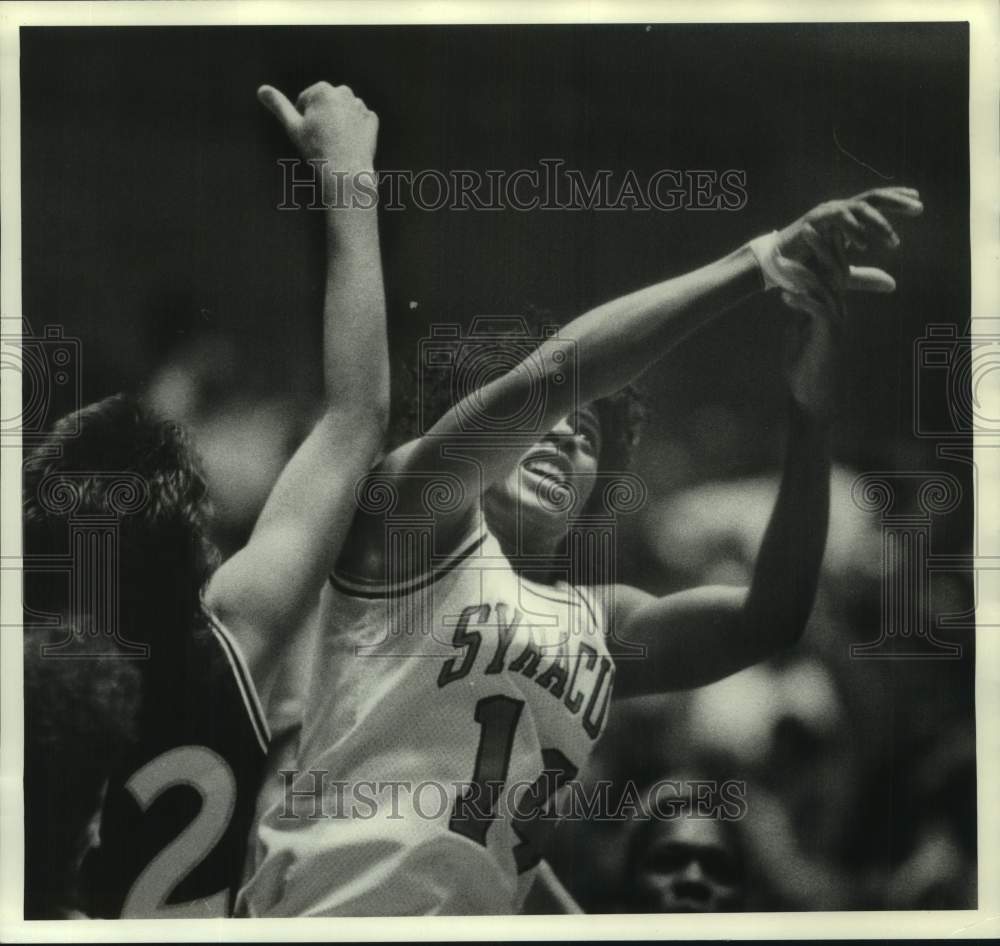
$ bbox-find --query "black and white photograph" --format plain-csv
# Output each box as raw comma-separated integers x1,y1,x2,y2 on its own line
1,2,997,939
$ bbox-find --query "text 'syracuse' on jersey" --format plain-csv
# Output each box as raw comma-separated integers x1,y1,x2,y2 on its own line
238,522,615,916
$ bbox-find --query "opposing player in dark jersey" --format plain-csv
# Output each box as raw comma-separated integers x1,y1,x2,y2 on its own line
23,624,142,919
22,81,387,918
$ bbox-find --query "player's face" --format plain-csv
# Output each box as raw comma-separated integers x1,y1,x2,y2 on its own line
484,406,602,549
632,816,744,913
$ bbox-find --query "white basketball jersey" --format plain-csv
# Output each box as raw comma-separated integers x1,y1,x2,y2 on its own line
238,521,615,916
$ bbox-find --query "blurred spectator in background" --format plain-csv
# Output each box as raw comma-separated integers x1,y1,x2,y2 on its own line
144,326,314,557
880,723,977,909
682,655,855,910
622,775,746,913
549,459,974,912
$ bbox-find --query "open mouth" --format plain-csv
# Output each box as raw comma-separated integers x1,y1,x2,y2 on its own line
521,452,572,486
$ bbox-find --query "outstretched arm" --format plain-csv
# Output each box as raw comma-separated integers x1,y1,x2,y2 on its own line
356,189,921,561
205,82,388,697
610,257,872,697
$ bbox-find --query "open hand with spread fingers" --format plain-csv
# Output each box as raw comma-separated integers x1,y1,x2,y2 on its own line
753,187,923,422
769,186,923,296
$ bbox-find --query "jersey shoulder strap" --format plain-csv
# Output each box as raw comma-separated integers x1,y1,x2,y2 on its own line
202,607,270,751
329,525,488,600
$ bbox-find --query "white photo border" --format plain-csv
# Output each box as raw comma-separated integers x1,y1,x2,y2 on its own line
1,0,997,941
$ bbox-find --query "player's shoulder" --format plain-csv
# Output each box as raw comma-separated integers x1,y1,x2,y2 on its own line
567,581,650,635
335,458,498,585
511,575,609,641
330,517,489,601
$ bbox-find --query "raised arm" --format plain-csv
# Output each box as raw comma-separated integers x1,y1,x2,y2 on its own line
205,82,388,696
609,401,828,696
608,223,914,697
359,188,922,556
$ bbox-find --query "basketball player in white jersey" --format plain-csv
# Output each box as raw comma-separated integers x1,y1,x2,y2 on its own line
238,146,922,913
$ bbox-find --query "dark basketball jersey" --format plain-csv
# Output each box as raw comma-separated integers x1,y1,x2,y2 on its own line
82,609,268,918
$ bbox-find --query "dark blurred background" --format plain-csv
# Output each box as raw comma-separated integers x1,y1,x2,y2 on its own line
20,22,974,911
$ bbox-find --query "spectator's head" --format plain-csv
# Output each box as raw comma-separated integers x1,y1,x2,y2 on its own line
625,779,745,913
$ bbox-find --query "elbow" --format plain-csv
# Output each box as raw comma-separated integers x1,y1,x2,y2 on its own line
321,398,390,455
357,399,391,446
368,394,391,444
774,612,810,652
744,560,821,650
361,381,392,441
769,609,812,652
340,376,391,433
323,364,390,440
742,594,813,660
348,391,389,438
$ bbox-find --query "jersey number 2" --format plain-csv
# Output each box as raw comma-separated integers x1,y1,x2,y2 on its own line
449,695,577,872
121,745,236,918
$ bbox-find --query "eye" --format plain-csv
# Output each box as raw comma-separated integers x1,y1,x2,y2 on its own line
573,412,601,455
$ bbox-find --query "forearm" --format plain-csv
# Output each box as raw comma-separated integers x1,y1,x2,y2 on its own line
556,242,762,403
743,397,831,644
321,204,389,423
613,401,829,698
513,183,921,424
430,242,762,446
209,84,390,671
261,79,387,424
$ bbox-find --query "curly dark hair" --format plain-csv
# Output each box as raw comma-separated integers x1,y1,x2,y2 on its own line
22,394,217,648
23,625,142,918
389,306,649,491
